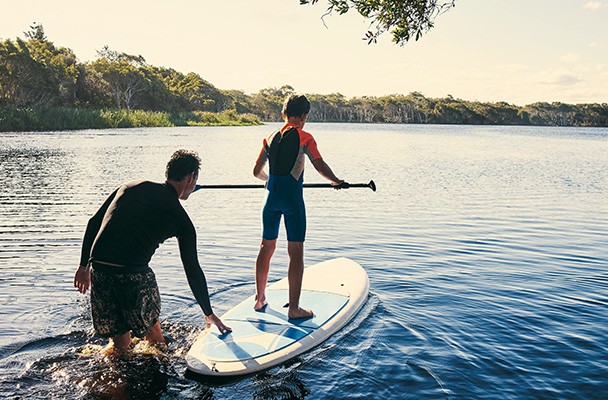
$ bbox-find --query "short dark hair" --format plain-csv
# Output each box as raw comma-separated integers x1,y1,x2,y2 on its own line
165,149,201,181
282,94,311,118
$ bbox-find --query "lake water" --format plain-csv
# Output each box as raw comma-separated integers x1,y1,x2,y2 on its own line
0,123,606,399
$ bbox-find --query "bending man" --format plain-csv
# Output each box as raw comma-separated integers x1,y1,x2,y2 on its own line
74,149,231,351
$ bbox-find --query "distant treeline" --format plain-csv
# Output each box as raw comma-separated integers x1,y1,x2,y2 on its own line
1,25,607,132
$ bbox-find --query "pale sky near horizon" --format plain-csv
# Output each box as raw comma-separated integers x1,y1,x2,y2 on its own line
1,0,607,106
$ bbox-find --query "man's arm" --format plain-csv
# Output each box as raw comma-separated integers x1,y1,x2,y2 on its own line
74,189,118,294
178,224,213,316
178,221,232,334
78,189,118,267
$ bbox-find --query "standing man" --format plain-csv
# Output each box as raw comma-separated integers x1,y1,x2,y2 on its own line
74,149,231,352
253,94,347,319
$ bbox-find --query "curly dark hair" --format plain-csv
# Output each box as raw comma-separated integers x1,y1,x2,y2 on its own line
165,149,201,181
282,94,311,118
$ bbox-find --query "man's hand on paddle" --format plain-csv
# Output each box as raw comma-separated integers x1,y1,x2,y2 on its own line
74,265,91,294
206,313,232,335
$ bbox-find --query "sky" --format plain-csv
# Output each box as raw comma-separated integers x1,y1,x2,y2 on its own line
1,0,607,106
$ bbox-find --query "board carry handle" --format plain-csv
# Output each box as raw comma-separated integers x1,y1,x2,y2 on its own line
194,180,376,192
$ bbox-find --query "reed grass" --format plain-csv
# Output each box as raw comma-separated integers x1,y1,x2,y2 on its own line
0,107,262,132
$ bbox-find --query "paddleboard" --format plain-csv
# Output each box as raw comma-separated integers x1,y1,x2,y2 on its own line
186,257,369,377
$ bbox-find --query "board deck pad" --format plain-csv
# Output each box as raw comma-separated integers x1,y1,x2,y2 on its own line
200,289,349,361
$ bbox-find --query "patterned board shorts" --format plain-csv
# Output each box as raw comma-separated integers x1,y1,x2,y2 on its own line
90,266,161,338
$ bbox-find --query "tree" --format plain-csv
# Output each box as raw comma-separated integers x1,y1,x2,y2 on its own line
300,0,456,45
26,37,80,106
88,48,150,110
136,67,178,111
24,23,47,41
0,33,79,107
159,68,231,112
250,85,295,121
224,89,256,114
97,45,146,67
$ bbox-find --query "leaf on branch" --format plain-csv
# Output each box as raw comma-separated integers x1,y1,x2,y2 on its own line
363,31,378,44
300,0,456,45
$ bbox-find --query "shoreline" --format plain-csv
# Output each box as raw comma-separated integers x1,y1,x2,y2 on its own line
2,106,608,133
0,107,262,133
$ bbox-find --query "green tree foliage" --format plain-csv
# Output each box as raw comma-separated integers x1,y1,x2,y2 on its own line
87,57,147,110
86,47,155,110
24,23,47,41
523,102,608,127
1,24,606,129
250,85,296,121
82,46,233,112
0,35,79,107
159,68,232,112
247,90,608,126
223,89,257,114
300,0,456,45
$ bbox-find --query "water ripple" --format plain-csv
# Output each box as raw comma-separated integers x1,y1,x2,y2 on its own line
1,125,607,399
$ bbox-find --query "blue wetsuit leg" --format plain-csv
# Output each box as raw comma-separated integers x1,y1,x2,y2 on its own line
262,191,282,241
283,197,306,242
262,175,306,242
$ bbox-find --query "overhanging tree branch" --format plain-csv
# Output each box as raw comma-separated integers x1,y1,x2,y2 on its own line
300,0,456,45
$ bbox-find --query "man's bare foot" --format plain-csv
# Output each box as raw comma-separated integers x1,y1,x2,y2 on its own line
101,342,130,358
254,295,267,311
288,307,314,320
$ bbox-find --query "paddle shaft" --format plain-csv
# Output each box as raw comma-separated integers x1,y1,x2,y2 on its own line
194,180,376,192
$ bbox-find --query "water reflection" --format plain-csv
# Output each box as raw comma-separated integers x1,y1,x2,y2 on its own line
0,148,68,192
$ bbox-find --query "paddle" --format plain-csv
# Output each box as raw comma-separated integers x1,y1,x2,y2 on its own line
193,180,376,192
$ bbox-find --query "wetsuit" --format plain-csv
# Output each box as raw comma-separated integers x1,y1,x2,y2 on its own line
256,123,323,242
79,180,213,316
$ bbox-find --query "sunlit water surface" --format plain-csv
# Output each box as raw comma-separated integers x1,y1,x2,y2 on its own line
0,123,606,399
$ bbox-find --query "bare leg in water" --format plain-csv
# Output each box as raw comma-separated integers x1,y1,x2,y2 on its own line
107,320,166,353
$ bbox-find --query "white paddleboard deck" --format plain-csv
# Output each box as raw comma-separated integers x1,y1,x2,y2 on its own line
186,257,369,377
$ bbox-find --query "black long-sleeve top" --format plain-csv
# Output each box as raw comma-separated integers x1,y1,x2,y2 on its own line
79,180,213,316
